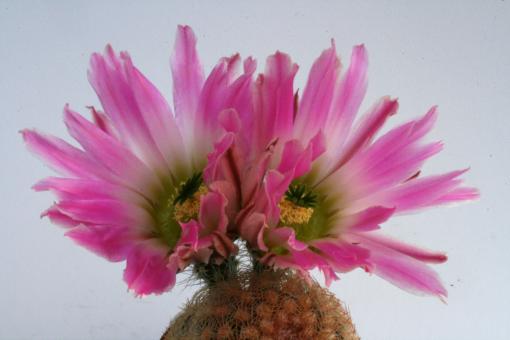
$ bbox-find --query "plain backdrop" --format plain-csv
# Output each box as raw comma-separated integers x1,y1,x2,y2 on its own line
1,1,509,339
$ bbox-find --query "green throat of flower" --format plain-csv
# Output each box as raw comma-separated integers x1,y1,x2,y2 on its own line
279,183,337,242
150,172,206,250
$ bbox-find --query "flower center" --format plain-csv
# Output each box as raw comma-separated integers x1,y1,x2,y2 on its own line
279,199,314,225
150,172,206,249
279,183,317,225
171,172,207,223
279,182,338,242
173,184,207,222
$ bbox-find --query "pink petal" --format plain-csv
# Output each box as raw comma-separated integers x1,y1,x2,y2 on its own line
219,108,241,133
211,230,238,259
355,107,438,165
88,46,169,169
342,142,443,201
177,220,200,249
259,135,326,222
432,186,480,205
63,107,160,196
124,243,177,295
225,58,257,150
199,189,229,235
365,142,443,189
265,227,308,251
33,177,140,203
203,132,240,188
329,96,399,174
350,232,447,264
408,106,438,141
324,45,368,155
321,266,340,287
21,129,112,180
41,205,79,228
56,199,150,227
238,143,274,208
311,239,370,272
341,107,440,194
294,41,340,142
277,140,311,178
253,51,298,152
263,170,292,225
384,169,472,212
66,224,133,262
173,220,216,268
209,180,240,228
170,25,204,130
121,54,188,173
238,212,268,251
261,247,327,275
89,106,118,137
308,130,327,160
360,240,447,299
341,206,396,232
196,54,241,143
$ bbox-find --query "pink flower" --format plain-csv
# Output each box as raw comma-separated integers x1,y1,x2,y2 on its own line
22,26,251,295
211,43,478,299
23,24,478,301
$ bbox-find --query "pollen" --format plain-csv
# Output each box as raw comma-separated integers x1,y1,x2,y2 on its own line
173,185,208,222
279,199,314,225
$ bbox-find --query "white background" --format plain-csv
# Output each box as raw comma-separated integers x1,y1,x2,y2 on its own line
1,1,508,339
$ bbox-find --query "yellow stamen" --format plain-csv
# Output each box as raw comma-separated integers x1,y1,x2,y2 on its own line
279,199,314,225
173,185,208,222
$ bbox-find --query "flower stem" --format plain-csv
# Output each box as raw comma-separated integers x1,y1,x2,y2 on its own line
193,256,239,286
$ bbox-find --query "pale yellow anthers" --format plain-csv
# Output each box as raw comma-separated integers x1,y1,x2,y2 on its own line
278,199,314,225
173,185,208,222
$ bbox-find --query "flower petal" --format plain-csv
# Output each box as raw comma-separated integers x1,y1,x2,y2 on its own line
203,132,241,193
324,45,368,155
261,247,326,277
63,106,161,196
253,51,298,152
225,58,257,151
238,212,268,251
198,55,241,128
56,199,150,227
89,106,118,137
41,205,79,228
359,238,447,299
21,129,112,180
88,46,170,170
331,96,399,173
124,243,177,295
341,206,396,232
122,54,188,175
199,189,229,235
33,177,141,204
170,25,204,132
277,139,311,178
265,227,308,251
432,186,480,205
340,107,441,196
311,239,370,272
66,224,133,262
382,169,474,212
294,42,340,142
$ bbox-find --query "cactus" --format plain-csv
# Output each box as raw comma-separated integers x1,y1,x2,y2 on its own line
162,267,359,340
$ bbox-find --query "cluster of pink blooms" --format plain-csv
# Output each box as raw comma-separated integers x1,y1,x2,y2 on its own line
23,26,477,298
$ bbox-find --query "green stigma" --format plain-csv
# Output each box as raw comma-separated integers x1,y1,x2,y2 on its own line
173,172,204,205
285,183,318,208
